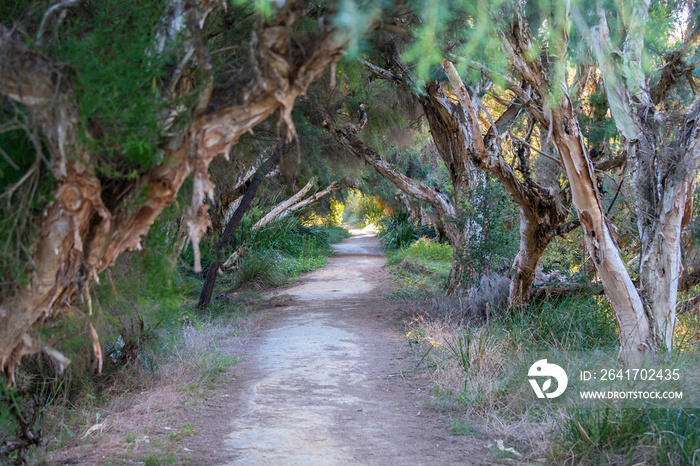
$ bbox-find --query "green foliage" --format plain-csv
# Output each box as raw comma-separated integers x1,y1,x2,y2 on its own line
540,229,589,279
463,176,519,281
675,311,700,353
233,216,334,258
378,211,419,251
378,210,436,252
447,417,475,436
401,0,450,82
143,453,177,466
322,199,345,227
49,0,174,176
291,194,343,229
401,0,511,84
0,369,52,463
343,191,385,226
96,204,192,360
386,238,452,298
226,215,348,289
579,87,620,153
386,238,452,265
235,250,287,289
278,255,328,278
200,352,240,385
24,203,193,404
554,408,700,465
0,112,52,298
331,0,382,58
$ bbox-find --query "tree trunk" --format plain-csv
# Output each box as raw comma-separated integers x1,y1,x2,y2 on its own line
198,143,286,308
400,194,422,222
441,61,572,306
251,178,316,229
496,15,657,361
445,229,470,294
549,108,651,360
508,210,550,306
638,123,700,350
592,4,700,351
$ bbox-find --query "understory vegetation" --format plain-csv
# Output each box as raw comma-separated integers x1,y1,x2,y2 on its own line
215,214,349,289
384,215,700,464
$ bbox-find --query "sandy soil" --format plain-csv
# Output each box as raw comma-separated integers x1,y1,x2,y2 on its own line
47,233,504,465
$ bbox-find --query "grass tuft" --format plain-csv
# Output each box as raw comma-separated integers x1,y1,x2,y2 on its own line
553,407,700,465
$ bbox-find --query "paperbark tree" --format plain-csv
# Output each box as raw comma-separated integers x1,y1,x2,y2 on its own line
490,9,650,359
440,62,579,307
591,0,700,351
364,55,577,305
487,3,699,357
0,0,349,382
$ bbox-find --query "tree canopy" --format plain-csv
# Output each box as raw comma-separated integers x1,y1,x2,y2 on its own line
1,0,699,384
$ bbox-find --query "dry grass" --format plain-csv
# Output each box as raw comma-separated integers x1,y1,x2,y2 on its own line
403,313,554,461
39,311,256,465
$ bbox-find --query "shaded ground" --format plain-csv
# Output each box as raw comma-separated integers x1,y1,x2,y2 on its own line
47,232,502,465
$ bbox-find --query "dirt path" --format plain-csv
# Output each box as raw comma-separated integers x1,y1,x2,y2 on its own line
42,233,506,465
204,232,495,465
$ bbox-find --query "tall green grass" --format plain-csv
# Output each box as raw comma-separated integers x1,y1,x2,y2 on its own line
226,217,350,289
495,294,620,352
387,238,452,265
554,407,700,465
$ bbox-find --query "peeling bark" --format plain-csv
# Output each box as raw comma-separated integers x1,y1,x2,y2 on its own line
361,55,576,301
494,8,667,360
441,61,570,306
549,104,651,358
0,1,349,381
591,1,700,351
252,178,317,229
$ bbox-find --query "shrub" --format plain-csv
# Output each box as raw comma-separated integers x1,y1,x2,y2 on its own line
233,251,286,290
378,211,436,252
463,176,519,281
385,239,452,298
